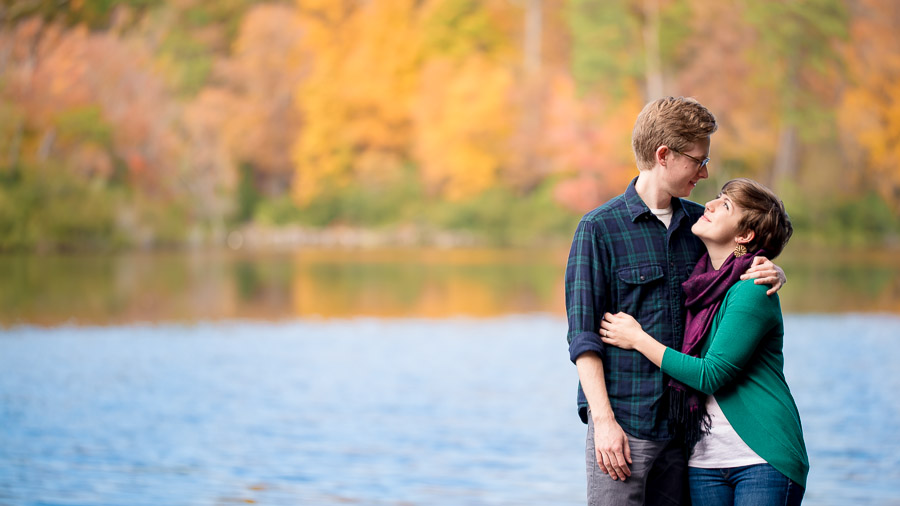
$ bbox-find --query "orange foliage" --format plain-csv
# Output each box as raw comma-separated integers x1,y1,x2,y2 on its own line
541,73,641,212
221,4,305,184
0,17,182,193
187,3,305,196
838,0,900,206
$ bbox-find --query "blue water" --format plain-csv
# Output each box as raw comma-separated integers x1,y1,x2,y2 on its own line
1,315,899,505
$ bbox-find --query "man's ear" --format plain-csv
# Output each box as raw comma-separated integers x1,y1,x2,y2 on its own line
655,145,669,167
735,229,755,245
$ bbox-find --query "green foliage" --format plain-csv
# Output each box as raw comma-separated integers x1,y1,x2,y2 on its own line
426,179,578,246
659,1,693,65
567,0,641,96
252,176,577,247
293,177,425,228
779,180,899,247
129,194,191,247
744,0,849,138
158,30,214,96
254,195,304,226
0,0,162,29
422,0,508,61
55,106,113,147
0,164,123,252
153,1,280,96
0,158,196,252
567,0,692,97
0,101,25,171
257,179,423,229
234,163,261,223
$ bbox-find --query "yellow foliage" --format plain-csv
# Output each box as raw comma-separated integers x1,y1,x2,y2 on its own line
413,58,515,200
292,0,424,203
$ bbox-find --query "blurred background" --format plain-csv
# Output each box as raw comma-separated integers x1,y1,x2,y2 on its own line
1,0,899,505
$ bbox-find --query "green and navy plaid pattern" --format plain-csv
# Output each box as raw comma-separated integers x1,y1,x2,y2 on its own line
565,178,706,441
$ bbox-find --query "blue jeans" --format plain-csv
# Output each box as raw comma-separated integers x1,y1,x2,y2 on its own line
688,464,804,506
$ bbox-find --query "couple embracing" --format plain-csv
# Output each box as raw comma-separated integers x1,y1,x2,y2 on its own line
565,97,808,506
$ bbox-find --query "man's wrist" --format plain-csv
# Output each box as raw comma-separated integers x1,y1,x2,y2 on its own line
591,409,616,424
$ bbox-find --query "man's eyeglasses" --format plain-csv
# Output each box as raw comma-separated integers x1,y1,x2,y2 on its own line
670,147,710,169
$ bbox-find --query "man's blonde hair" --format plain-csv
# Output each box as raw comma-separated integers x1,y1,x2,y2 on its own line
632,97,718,171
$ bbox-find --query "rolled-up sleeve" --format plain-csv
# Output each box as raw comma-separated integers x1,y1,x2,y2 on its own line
565,219,607,363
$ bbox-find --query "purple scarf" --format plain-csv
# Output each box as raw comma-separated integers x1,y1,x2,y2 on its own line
669,249,762,448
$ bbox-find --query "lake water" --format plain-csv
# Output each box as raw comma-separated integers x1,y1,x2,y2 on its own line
1,247,899,326
2,315,900,505
1,249,900,505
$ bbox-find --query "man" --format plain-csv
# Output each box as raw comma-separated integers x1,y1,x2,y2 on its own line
565,97,785,505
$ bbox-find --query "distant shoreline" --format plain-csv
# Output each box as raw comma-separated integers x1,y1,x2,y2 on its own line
222,223,486,251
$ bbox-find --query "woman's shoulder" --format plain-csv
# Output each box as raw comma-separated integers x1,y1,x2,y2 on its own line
726,279,779,308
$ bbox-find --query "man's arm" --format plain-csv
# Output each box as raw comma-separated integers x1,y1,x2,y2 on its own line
565,219,632,481
741,256,787,296
575,352,632,481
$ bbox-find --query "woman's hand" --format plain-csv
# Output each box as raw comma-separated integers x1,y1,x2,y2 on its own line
599,312,648,350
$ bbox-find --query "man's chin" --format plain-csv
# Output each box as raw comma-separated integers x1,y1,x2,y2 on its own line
682,182,701,197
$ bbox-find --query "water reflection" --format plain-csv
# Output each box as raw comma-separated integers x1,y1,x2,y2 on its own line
1,247,898,326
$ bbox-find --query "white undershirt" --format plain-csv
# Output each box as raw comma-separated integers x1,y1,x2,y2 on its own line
688,395,767,469
649,205,674,228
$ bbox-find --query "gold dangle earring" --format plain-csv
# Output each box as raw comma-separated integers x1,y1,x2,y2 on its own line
734,243,748,258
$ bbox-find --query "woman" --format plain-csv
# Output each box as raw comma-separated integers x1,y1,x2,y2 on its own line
598,178,808,505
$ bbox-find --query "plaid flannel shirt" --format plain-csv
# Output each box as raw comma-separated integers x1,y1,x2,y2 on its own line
565,177,706,441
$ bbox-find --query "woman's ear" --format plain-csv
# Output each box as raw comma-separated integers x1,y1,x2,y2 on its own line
735,229,755,245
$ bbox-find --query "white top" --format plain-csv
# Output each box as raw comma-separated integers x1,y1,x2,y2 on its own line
649,205,674,228
688,395,768,469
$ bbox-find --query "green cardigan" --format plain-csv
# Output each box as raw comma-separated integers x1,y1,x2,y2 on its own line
661,279,810,488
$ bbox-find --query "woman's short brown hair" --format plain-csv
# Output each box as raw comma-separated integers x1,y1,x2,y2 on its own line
721,178,794,259
632,97,718,171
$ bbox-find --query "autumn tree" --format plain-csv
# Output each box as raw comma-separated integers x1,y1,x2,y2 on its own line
413,0,520,200
567,0,691,101
291,0,424,204
201,3,305,196
743,0,848,186
838,0,900,209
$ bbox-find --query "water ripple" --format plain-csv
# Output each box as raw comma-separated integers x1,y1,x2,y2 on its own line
1,315,899,505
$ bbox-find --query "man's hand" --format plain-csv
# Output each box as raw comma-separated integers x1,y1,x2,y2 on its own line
740,256,787,296
592,414,632,481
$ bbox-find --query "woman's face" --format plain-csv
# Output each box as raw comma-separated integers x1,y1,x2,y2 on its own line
691,192,746,245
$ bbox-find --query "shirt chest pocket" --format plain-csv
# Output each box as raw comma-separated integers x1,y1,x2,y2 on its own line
615,263,665,317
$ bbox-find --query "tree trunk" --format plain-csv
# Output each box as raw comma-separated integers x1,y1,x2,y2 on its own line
505,0,546,194
642,0,664,101
7,119,24,169
523,0,542,79
771,123,797,190
37,128,56,162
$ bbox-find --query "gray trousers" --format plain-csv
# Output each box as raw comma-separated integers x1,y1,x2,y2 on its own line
586,415,688,506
